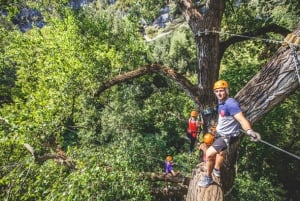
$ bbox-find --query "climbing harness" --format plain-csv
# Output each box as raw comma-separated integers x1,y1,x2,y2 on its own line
239,129,300,160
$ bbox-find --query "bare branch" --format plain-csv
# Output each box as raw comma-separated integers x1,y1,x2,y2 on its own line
143,172,190,185
93,63,201,105
23,143,76,169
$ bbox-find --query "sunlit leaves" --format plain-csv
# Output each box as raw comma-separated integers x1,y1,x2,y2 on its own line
233,174,285,201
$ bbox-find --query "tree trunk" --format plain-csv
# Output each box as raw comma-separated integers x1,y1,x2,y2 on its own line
177,0,225,132
186,27,300,201
93,0,300,199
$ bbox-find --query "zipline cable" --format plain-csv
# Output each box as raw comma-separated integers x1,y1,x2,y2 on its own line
239,129,300,160
196,29,300,47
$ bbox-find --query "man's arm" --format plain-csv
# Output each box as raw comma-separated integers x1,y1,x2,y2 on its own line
234,112,261,142
233,111,251,131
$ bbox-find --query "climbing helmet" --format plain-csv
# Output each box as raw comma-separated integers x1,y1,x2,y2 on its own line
203,133,215,146
213,80,229,90
190,110,198,117
166,155,173,162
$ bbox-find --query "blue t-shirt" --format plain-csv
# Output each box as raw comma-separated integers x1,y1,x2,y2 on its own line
216,98,241,137
165,161,173,174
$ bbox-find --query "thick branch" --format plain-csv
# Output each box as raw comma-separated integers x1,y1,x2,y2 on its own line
151,186,188,200
93,63,201,105
219,24,291,58
144,172,189,201
143,172,190,185
24,143,76,169
236,46,300,123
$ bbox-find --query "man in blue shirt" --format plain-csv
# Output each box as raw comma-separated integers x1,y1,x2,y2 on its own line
198,80,261,187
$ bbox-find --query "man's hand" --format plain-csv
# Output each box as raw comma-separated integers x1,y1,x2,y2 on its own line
198,143,208,151
247,129,261,142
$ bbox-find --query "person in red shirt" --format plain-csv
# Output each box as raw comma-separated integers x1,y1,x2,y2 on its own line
187,110,202,154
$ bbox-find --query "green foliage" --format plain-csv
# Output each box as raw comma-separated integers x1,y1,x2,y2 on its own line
0,0,299,200
227,90,300,201
0,144,153,201
233,173,285,201
149,26,197,75
253,91,300,201
223,0,299,32
0,3,155,200
43,146,152,201
114,0,166,23
220,40,267,95
0,28,16,105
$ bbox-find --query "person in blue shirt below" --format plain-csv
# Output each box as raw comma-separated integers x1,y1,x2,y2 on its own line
198,80,261,187
165,155,177,176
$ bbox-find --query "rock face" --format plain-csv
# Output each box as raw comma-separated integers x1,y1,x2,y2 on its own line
3,0,118,32
153,5,172,28
4,0,172,32
11,8,45,32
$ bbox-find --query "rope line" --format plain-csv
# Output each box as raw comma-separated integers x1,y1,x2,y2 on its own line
260,139,300,160
215,30,286,45
145,23,300,46
195,29,300,47
239,129,300,160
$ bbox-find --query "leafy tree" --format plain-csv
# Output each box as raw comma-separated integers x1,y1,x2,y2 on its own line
0,0,300,201
91,0,300,200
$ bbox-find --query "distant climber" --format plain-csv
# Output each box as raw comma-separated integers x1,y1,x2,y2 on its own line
187,110,202,154
165,155,177,176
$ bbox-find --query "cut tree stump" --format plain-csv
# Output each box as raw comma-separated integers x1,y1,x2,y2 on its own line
186,162,224,201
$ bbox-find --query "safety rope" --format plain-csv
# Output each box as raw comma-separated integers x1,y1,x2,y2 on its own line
146,21,300,47
290,47,300,84
214,30,287,45
239,129,300,160
196,29,300,47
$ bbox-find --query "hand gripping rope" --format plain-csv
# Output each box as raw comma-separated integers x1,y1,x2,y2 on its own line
239,129,300,160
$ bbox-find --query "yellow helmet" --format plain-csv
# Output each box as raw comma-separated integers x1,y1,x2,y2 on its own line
203,133,215,146
190,110,198,117
166,155,173,162
213,80,229,90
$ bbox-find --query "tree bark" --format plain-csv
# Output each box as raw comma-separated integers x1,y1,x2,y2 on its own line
143,172,190,185
93,64,201,105
24,143,76,169
236,38,300,123
186,27,300,201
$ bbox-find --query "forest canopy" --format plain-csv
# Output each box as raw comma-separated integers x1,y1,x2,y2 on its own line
0,0,299,201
